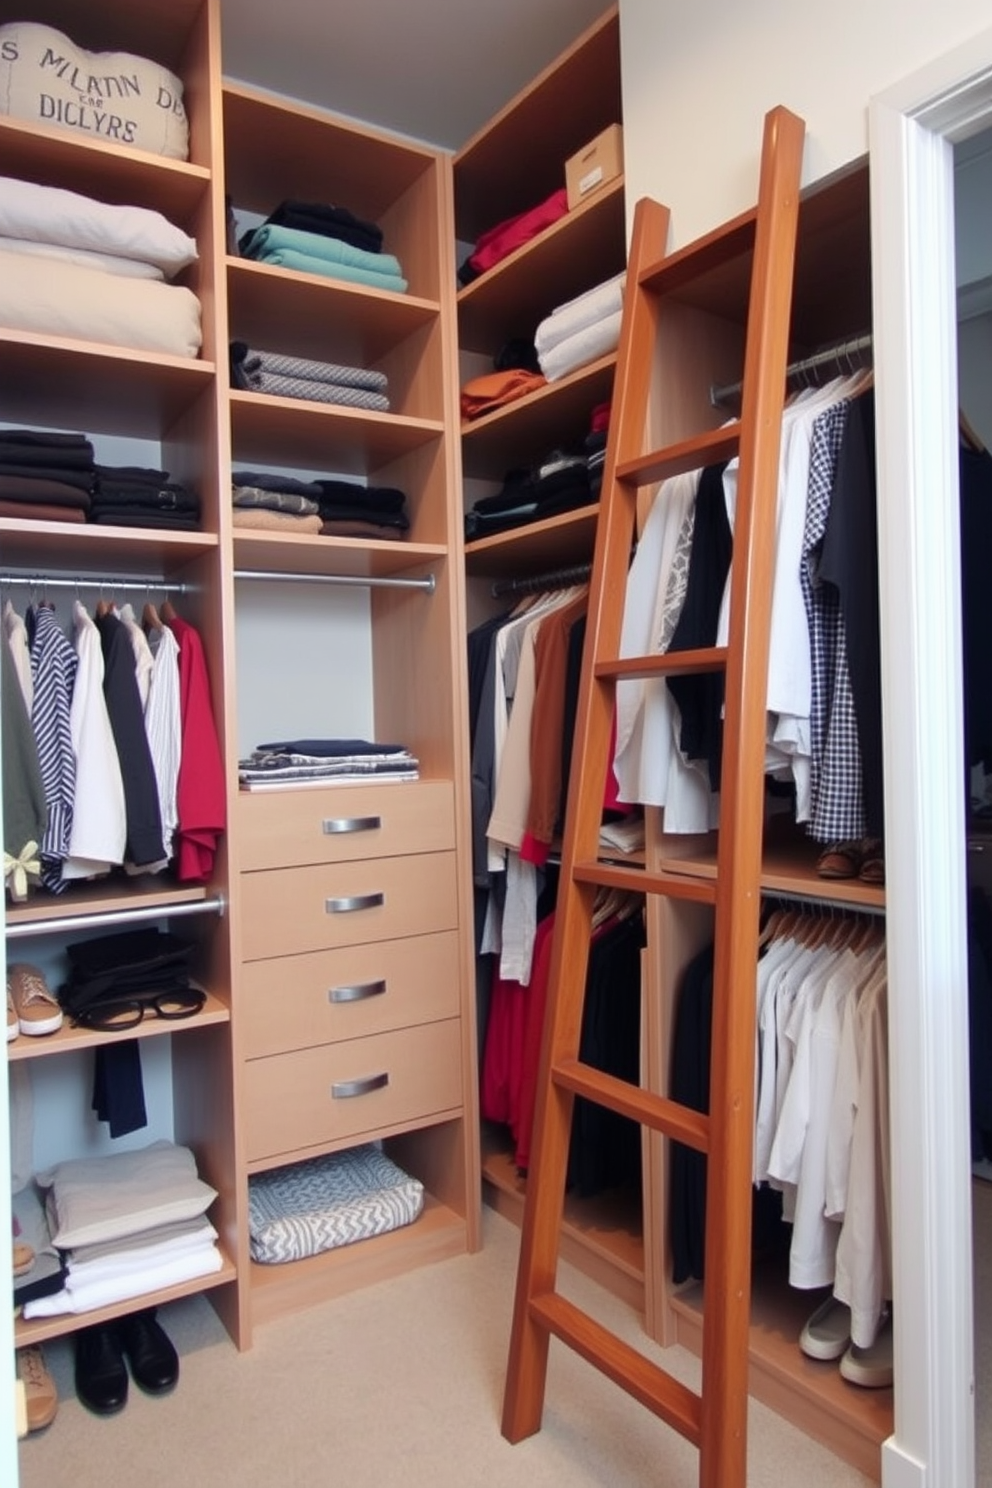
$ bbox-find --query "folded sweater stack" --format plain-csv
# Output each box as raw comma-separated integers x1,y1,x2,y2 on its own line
239,199,407,293
93,465,201,531
0,175,201,359
535,271,626,382
23,1140,221,1319
230,342,390,412
231,470,409,540
0,428,95,525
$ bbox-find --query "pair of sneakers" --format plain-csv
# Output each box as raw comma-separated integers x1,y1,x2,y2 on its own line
799,1296,894,1388
6,962,63,1042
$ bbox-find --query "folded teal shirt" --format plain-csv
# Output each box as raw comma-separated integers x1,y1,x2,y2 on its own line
254,246,408,293
243,221,404,279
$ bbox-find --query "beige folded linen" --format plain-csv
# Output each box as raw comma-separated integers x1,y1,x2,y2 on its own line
0,248,201,358
232,508,323,534
0,235,165,280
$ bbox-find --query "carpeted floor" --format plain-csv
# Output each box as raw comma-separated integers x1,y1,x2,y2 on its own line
15,1199,990,1488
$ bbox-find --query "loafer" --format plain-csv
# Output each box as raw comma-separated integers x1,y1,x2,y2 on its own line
74,1324,128,1415
119,1308,179,1394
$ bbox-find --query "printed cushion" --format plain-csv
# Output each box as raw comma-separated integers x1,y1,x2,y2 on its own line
249,1145,424,1264
0,22,189,160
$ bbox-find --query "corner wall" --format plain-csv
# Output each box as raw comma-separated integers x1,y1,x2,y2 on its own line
618,0,991,245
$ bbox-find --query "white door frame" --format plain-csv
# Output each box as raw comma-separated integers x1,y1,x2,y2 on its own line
870,30,992,1488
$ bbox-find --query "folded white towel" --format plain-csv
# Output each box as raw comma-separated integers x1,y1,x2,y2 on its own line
534,271,625,358
538,308,623,382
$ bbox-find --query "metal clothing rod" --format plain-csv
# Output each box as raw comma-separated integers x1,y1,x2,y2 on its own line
234,569,435,593
5,894,227,940
491,562,592,598
762,886,886,917
710,330,874,408
0,573,191,594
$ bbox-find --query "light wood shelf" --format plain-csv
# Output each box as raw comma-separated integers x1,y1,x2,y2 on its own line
7,989,229,1061
229,389,443,475
465,505,600,580
456,179,627,354
14,1246,239,1349
460,353,616,481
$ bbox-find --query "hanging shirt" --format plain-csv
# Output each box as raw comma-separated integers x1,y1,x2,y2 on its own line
62,601,126,880
166,613,226,882
28,601,78,891
95,609,165,871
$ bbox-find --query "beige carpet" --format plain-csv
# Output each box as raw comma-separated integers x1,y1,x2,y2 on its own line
15,1205,901,1488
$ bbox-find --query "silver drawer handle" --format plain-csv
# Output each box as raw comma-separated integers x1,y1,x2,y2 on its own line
331,1072,389,1099
322,816,381,835
325,892,384,914
329,979,387,1004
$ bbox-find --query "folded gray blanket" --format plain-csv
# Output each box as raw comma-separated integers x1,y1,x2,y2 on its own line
248,371,390,411
232,342,388,392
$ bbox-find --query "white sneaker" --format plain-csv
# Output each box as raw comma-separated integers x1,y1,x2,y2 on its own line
839,1308,894,1388
8,963,62,1037
799,1295,851,1361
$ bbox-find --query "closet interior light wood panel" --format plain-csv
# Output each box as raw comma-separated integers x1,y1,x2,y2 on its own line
0,0,246,1353
0,0,480,1375
220,80,480,1335
454,4,627,589
452,3,639,1304
635,160,892,1479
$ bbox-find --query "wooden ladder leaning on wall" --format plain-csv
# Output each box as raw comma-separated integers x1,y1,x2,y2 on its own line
500,104,807,1488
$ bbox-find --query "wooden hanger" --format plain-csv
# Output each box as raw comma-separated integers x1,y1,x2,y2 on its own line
142,599,163,632
160,596,178,622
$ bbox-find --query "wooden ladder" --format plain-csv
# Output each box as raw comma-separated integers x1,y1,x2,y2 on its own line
500,105,807,1488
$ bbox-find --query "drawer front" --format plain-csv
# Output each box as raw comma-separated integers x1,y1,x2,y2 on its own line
244,1017,463,1162
240,930,461,1058
237,780,455,871
240,851,458,961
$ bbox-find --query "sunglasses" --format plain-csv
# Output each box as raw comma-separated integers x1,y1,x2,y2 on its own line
70,987,206,1032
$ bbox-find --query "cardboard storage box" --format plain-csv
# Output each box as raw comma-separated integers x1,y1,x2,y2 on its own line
565,123,624,210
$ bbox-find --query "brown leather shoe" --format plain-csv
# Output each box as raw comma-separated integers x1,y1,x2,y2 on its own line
17,1344,58,1431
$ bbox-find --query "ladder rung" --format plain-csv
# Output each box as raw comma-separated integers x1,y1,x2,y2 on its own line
529,1291,703,1447
638,205,756,295
595,646,728,681
617,421,741,486
552,1058,710,1152
573,859,718,905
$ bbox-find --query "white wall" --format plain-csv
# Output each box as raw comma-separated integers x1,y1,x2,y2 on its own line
619,0,992,246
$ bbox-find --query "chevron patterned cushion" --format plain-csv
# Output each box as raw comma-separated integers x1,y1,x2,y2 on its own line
248,1145,424,1264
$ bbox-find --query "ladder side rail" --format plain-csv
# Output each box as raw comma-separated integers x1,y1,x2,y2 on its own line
698,104,807,1488
501,195,671,1444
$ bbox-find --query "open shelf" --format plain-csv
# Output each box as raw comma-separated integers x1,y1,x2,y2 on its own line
232,529,445,580
14,1245,238,1349
456,180,627,354
229,389,443,475
0,114,210,223
465,505,600,581
227,258,439,367
0,331,215,439
248,1193,469,1327
460,353,616,480
8,988,229,1061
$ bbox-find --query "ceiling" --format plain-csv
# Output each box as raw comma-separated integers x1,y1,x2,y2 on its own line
220,0,611,152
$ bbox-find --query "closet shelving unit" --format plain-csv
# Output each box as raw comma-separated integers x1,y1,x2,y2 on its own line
451,4,640,1304
628,158,893,1478
454,5,625,591
2,0,480,1370
220,82,480,1335
1,0,242,1352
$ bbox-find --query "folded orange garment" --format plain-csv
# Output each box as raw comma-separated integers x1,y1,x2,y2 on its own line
460,368,546,420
